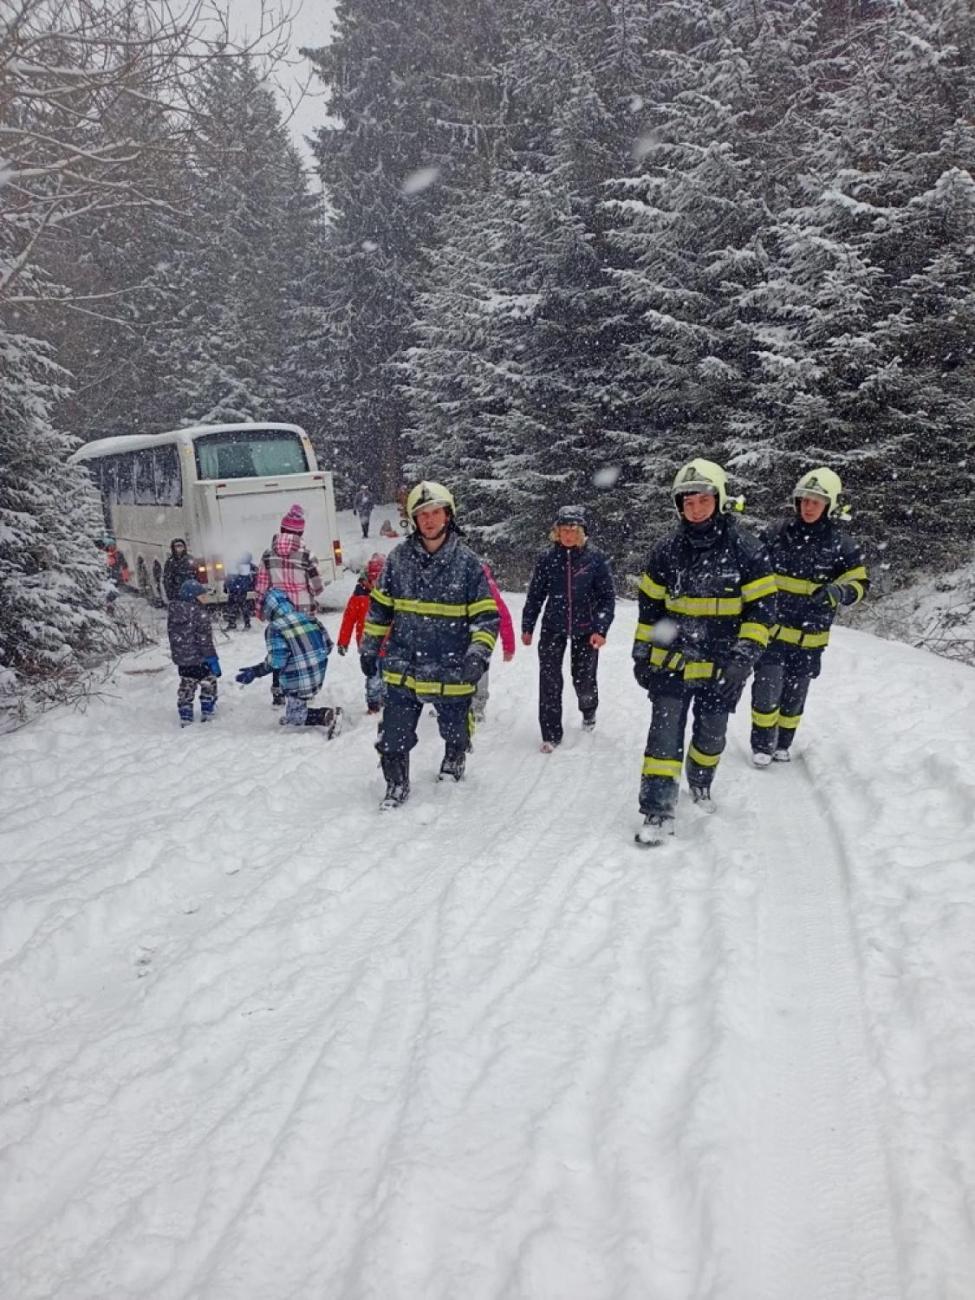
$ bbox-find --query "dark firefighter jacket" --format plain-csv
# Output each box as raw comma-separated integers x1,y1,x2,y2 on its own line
633,515,777,690
522,543,616,641
760,516,869,676
360,532,499,697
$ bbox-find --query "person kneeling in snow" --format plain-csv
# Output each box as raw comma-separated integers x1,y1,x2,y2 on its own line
236,588,340,735
167,579,219,726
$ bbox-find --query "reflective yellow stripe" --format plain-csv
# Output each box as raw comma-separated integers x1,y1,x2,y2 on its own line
371,588,394,607
775,573,819,596
634,622,655,643
639,573,667,600
684,660,716,680
363,620,390,637
650,646,685,670
470,630,496,650
739,621,770,647
774,625,830,649
468,598,498,617
642,756,682,779
666,595,743,616
381,671,475,696
778,712,802,730
835,565,868,584
392,597,467,617
741,574,777,602
751,707,780,728
688,744,721,768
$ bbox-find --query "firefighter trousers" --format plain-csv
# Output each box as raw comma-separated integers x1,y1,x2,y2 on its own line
750,659,812,754
639,687,728,816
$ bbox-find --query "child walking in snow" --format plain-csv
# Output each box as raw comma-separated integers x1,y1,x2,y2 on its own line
336,553,386,714
236,588,341,735
167,579,219,726
224,552,257,630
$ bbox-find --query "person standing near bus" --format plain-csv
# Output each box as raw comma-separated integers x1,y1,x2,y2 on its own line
255,504,325,705
353,484,374,539
163,538,194,603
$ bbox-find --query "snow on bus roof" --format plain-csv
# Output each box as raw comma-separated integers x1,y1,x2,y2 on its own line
70,423,306,460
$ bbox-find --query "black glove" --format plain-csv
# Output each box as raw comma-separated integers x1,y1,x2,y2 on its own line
462,652,487,685
632,658,653,690
714,657,751,706
813,583,841,609
360,652,378,678
236,666,257,685
337,644,348,656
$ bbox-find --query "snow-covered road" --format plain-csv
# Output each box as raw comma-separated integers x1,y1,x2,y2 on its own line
2,534,974,1299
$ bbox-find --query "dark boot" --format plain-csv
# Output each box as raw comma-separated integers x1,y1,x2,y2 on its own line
438,745,466,783
380,753,410,808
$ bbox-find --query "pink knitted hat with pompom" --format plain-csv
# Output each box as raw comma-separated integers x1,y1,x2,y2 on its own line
280,504,305,534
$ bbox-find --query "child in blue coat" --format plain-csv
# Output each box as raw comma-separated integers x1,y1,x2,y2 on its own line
224,552,257,630
167,579,220,726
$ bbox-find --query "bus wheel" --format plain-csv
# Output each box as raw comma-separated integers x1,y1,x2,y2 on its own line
152,561,165,607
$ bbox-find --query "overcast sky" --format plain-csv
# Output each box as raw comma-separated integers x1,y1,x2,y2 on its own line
234,0,339,167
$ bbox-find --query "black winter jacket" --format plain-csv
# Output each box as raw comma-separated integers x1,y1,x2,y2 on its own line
360,532,499,696
522,543,616,640
760,515,869,674
163,542,196,603
167,594,216,667
633,516,777,688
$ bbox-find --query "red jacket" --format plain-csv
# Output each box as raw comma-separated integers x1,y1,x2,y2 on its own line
338,579,372,649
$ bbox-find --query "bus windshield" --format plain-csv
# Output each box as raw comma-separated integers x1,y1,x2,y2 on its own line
194,430,309,480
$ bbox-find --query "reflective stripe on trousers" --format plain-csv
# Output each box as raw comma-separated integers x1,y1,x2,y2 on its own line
749,659,812,754
639,688,729,815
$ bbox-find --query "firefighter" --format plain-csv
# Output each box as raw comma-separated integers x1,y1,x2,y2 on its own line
750,468,869,766
631,459,777,844
359,481,499,809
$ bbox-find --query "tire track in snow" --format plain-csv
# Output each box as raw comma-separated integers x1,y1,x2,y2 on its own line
720,741,903,1300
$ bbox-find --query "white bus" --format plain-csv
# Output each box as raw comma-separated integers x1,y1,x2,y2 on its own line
70,422,343,604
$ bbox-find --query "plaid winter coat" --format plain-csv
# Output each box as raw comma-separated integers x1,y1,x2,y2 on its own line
260,589,331,699
254,533,324,615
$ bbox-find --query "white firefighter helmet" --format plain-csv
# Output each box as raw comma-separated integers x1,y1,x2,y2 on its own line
793,467,843,516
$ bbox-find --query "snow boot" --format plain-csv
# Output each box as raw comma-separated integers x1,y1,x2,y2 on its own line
380,753,410,809
305,706,343,738
751,751,773,768
271,688,285,707
438,746,466,783
582,711,596,732
540,739,560,754
635,813,675,847
772,748,792,764
690,785,716,813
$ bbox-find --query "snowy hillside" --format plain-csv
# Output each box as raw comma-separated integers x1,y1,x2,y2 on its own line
2,516,974,1299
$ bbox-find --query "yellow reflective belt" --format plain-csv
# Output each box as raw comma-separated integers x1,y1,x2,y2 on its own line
774,625,830,649
642,756,682,779
467,597,498,617
751,707,779,728
634,621,655,643
470,630,496,650
688,743,721,768
778,712,802,730
741,574,777,602
739,621,770,647
381,670,475,696
650,646,685,671
363,620,391,637
775,573,819,596
666,594,743,616
371,588,394,607
684,659,716,680
639,573,667,600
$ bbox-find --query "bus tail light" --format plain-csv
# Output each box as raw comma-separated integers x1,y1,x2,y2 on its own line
195,561,208,582
332,539,343,567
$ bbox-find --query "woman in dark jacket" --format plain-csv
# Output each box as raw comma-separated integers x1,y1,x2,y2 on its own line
521,505,615,751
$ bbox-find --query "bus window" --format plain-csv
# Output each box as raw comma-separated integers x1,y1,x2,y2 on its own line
155,445,182,506
135,450,156,504
116,455,134,504
195,430,308,480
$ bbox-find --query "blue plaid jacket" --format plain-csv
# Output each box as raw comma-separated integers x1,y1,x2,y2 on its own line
261,588,331,699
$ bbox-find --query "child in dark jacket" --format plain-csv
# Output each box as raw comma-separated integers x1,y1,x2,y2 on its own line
224,552,257,630
336,553,386,713
236,588,341,735
167,579,219,726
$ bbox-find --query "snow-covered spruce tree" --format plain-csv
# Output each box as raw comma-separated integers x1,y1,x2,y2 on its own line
306,0,515,501
745,0,975,576
149,55,326,433
0,323,109,681
601,0,823,546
